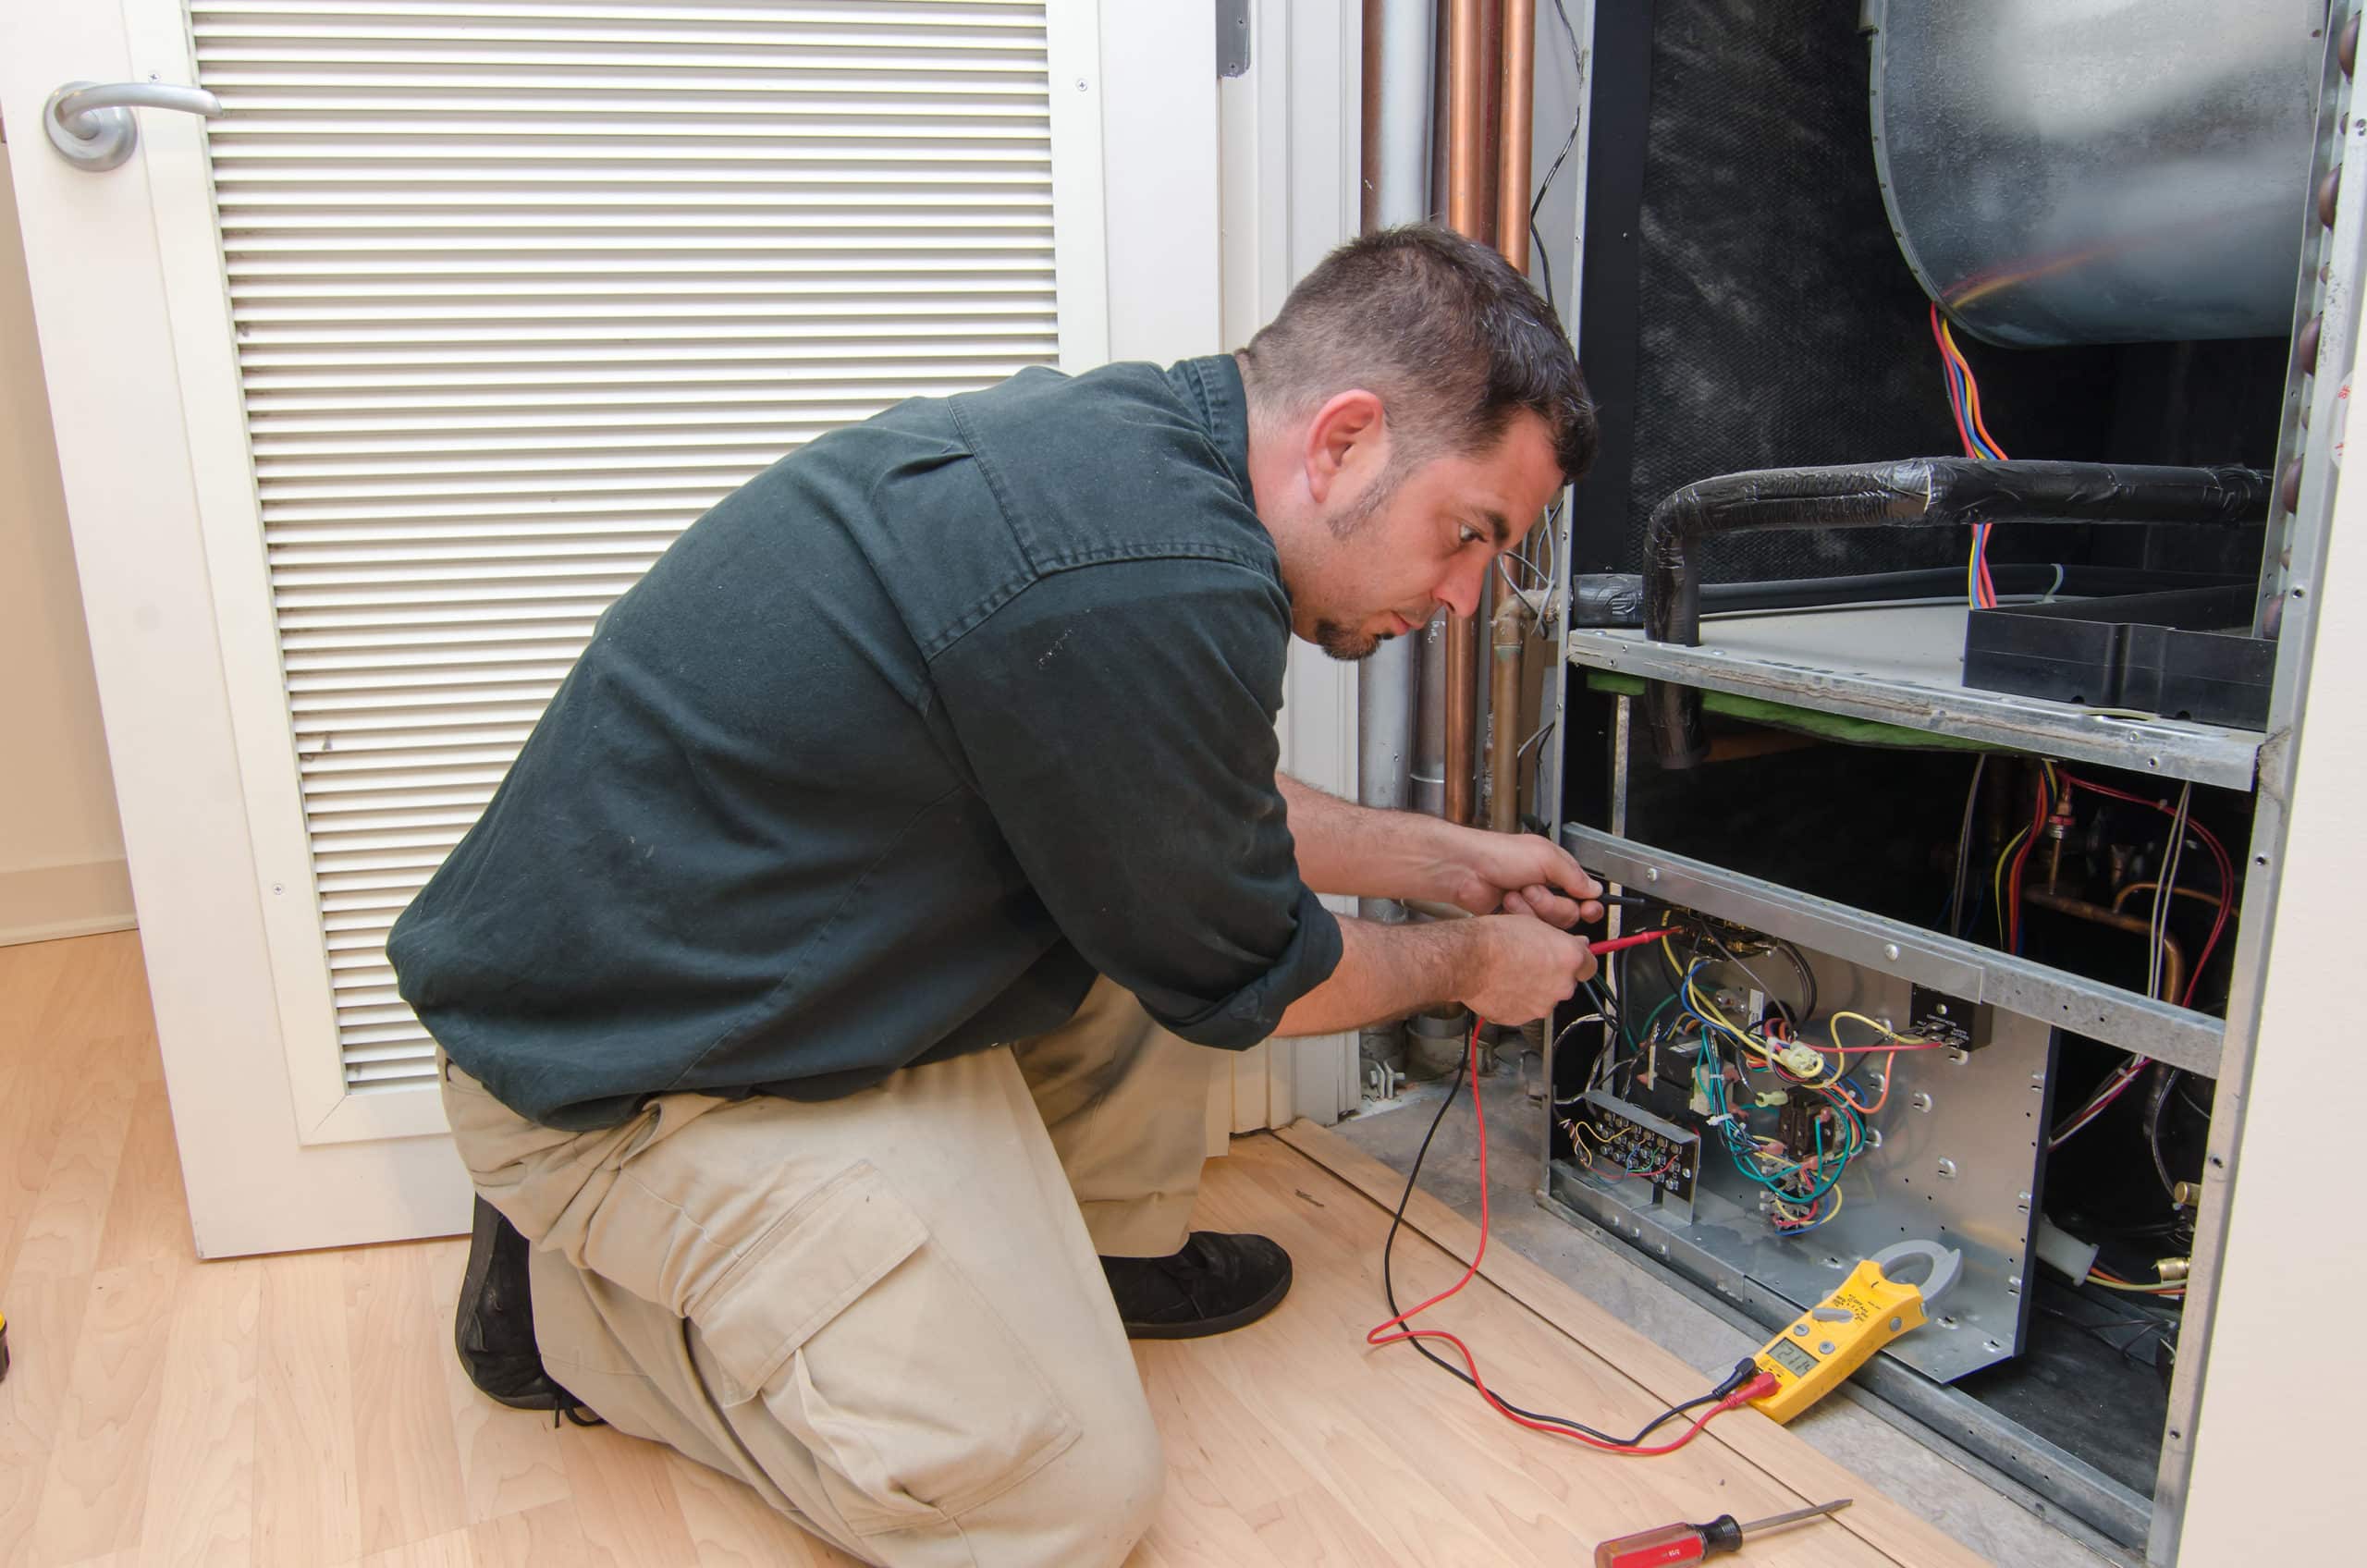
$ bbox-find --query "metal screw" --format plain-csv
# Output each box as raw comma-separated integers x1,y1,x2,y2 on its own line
1933,1001,1950,1017
1074,77,1090,92
2006,1275,2023,1294
1936,1158,1956,1180
1948,1047,1969,1065
1646,867,1660,882
1909,1092,1933,1112
1984,1339,2004,1353
1889,1316,1905,1331
1883,942,1900,961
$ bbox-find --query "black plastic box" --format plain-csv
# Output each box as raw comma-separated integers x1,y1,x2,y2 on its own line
1961,584,2275,729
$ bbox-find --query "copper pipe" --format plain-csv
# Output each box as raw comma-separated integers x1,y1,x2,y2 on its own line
1359,0,1385,233
1441,0,1487,824
1477,0,1504,241
2023,888,2188,1003
2110,881,2227,915
1495,0,1535,272
1488,594,1530,831
1444,0,1487,237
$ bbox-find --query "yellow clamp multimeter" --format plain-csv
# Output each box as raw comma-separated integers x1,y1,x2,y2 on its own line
1748,1240,1962,1424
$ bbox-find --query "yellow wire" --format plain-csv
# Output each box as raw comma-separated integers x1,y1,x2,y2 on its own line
2089,1273,2185,1294
1994,825,2029,945
1828,1011,1906,1050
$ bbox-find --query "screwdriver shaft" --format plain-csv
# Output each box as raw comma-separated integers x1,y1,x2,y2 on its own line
1737,1498,1852,1537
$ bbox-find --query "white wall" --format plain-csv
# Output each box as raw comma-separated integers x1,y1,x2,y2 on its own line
0,157,132,946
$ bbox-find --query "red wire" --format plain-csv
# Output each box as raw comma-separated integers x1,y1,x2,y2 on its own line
1366,1022,1772,1456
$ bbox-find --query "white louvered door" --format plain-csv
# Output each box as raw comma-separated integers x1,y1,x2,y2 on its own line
2,0,1223,1254
188,0,1103,1125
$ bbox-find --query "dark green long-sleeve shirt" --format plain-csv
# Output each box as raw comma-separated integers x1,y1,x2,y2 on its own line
386,355,1343,1130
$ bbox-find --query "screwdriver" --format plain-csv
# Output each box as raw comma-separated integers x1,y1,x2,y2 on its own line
1595,1498,1852,1568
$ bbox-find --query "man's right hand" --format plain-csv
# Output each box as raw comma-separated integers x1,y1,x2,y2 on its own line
1457,913,1599,1026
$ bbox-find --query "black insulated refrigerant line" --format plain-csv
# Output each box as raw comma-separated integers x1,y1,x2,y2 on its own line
1637,459,2273,769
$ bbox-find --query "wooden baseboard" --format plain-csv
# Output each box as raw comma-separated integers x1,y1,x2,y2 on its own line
0,857,136,947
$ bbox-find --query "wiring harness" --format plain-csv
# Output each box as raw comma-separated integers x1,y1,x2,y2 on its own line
1568,925,1954,1235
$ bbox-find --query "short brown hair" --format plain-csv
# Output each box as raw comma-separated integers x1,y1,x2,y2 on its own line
1239,225,1596,484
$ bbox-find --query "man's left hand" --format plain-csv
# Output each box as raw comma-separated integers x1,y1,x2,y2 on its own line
1433,828,1604,929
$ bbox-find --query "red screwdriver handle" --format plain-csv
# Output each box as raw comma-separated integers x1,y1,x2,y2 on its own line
1596,1513,1744,1568
1594,1522,1709,1568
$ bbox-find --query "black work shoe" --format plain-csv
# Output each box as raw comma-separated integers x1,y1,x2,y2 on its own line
455,1195,597,1422
1102,1231,1293,1340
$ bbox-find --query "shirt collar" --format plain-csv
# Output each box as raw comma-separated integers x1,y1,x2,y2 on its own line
1171,354,1255,503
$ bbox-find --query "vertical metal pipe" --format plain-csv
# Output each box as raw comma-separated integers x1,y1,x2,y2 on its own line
1445,0,1488,239
1357,0,1442,1081
1496,0,1536,274
1441,0,1488,826
1488,595,1530,831
1412,618,1450,817
1375,0,1436,227
1356,0,1433,853
1482,0,1539,837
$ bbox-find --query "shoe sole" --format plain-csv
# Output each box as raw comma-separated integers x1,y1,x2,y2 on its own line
1120,1255,1293,1341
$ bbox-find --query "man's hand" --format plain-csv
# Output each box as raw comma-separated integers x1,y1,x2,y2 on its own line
1462,913,1599,1025
1432,827,1604,929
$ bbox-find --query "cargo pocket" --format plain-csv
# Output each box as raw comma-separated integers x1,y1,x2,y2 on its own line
690,1159,1083,1537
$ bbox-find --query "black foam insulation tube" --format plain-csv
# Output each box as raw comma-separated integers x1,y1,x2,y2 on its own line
1570,564,2238,629
1638,459,2272,769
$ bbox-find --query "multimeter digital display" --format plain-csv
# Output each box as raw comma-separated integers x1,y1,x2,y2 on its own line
1762,1336,1819,1378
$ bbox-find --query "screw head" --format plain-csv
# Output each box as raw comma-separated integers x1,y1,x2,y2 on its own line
1910,1092,1934,1112
1890,1316,1905,1331
1883,942,1901,961
1646,867,1660,882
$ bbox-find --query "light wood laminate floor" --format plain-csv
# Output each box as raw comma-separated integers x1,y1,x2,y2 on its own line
0,932,1981,1566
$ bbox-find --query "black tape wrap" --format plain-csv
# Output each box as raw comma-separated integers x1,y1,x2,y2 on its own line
1639,459,2273,769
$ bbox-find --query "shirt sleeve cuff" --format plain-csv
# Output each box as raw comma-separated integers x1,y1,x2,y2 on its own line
1148,885,1345,1050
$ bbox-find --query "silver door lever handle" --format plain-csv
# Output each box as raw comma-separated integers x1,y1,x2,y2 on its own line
45,80,224,172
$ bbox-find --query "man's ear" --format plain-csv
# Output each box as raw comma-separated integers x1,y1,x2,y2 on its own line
1302,388,1387,506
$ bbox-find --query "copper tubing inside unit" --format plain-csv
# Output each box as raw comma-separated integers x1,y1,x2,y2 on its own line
2023,888,2188,1004
1441,0,1487,825
2110,881,2226,915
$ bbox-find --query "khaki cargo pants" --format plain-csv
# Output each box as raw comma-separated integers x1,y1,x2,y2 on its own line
438,977,1215,1568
